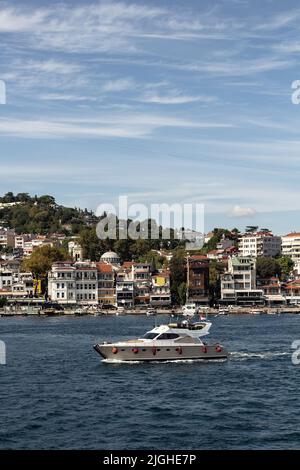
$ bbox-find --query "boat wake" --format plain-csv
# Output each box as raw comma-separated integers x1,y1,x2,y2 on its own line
231,351,290,361
102,358,228,365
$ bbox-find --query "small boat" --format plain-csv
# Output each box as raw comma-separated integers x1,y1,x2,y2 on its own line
94,319,229,362
218,308,229,316
251,309,263,315
116,306,126,316
182,303,198,317
146,308,156,316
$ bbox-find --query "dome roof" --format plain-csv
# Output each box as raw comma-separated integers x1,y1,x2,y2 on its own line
100,251,120,262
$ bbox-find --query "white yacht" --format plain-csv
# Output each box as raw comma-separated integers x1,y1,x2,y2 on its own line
94,319,229,362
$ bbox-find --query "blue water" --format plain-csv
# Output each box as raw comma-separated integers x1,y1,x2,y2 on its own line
0,314,299,450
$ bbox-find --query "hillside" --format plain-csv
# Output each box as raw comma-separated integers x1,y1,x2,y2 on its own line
0,192,97,235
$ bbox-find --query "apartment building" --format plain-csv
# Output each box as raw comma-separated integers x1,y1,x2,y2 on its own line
133,263,151,305
221,256,264,305
150,271,171,306
0,228,15,248
239,232,281,258
116,265,134,307
97,262,115,306
187,255,210,305
281,232,300,275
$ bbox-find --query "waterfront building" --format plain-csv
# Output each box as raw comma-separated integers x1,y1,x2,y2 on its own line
133,263,151,305
282,280,300,305
256,277,285,306
48,261,98,305
150,270,171,306
97,262,116,306
116,265,134,307
239,231,281,258
220,256,264,305
187,255,210,305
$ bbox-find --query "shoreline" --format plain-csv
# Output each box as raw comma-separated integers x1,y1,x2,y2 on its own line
1,307,300,317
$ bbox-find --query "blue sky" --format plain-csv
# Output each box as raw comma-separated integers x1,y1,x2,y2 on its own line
1,0,300,234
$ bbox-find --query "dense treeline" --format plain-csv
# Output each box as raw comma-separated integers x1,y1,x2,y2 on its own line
0,192,96,235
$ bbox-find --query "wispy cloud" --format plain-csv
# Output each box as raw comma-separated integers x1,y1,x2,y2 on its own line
229,205,256,218
101,78,135,92
0,113,235,139
139,90,216,105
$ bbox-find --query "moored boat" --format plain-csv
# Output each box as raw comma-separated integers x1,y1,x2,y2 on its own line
182,302,198,317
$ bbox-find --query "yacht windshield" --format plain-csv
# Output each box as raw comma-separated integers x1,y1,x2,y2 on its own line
143,332,158,339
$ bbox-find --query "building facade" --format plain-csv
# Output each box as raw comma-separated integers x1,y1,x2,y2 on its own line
150,271,171,306
48,261,98,305
97,262,116,306
239,232,281,258
221,256,264,305
187,255,210,305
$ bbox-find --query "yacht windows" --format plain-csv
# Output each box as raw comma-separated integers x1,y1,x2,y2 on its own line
156,333,180,340
143,332,158,339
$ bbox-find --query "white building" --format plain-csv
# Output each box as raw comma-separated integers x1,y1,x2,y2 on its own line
281,233,300,274
221,256,263,305
116,265,134,307
239,232,281,258
48,261,98,305
68,240,83,262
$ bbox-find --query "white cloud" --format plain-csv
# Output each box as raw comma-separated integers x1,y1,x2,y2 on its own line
229,205,256,218
139,90,216,105
101,78,135,92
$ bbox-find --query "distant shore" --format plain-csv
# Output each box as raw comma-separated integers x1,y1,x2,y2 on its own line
1,306,300,317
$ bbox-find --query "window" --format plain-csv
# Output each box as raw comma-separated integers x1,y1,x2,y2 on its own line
143,332,158,339
156,333,180,340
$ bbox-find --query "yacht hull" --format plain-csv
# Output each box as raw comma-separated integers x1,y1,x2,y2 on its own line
94,343,229,362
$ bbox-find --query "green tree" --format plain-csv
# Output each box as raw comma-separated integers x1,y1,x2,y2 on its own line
209,260,224,305
276,256,294,280
256,257,280,278
177,282,187,306
169,248,186,305
0,297,8,308
22,245,69,280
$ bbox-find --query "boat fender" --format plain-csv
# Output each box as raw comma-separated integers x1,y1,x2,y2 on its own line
132,347,139,354
112,347,118,354
215,345,222,353
201,345,207,353
176,347,183,355
152,347,157,355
